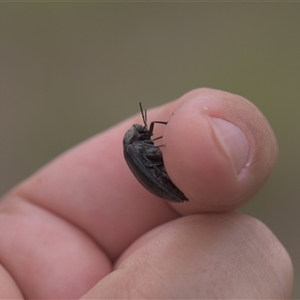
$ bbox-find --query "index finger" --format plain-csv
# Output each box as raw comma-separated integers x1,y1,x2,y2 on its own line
5,88,278,259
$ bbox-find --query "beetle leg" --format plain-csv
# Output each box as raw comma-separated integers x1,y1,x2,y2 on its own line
148,121,168,136
144,152,162,162
143,158,164,170
143,155,168,177
153,135,163,141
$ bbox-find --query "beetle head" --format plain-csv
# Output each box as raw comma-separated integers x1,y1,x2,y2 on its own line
123,124,151,144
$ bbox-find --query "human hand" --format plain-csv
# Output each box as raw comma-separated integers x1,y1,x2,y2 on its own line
0,88,293,299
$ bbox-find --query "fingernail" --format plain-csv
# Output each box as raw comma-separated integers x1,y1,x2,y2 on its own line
209,117,250,176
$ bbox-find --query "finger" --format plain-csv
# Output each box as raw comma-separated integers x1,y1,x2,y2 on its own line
0,88,279,298
0,265,23,299
161,88,278,213
0,196,111,299
5,89,277,258
82,214,293,299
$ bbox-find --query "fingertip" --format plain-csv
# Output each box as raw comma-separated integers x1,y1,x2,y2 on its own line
160,88,278,212
97,214,293,299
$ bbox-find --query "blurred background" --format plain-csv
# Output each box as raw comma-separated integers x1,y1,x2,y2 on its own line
0,2,299,297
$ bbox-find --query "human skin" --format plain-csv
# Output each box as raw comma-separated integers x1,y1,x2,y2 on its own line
0,88,293,299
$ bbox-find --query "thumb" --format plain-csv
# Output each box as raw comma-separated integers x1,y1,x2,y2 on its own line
154,88,278,213
81,214,293,299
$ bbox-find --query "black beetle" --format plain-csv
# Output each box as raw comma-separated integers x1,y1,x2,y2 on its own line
123,103,188,203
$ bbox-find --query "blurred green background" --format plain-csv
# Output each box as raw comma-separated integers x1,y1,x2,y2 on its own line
0,2,299,298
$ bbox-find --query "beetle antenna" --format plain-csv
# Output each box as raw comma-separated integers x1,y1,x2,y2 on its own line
139,102,147,128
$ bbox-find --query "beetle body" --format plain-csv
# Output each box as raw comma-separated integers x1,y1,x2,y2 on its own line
123,103,188,203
